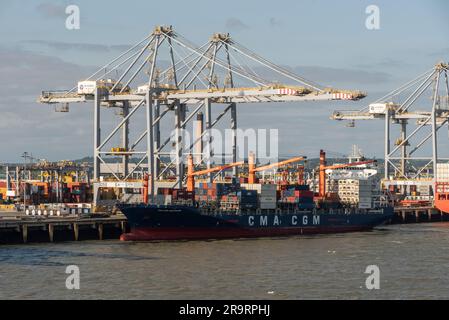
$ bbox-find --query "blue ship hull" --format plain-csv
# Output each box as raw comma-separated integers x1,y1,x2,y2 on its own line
118,205,394,241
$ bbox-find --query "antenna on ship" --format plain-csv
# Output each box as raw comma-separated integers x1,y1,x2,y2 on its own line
349,145,363,163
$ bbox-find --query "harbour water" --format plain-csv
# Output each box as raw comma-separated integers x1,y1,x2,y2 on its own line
1,223,449,300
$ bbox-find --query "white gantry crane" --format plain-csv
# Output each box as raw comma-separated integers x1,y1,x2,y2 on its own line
331,62,449,192
38,25,365,204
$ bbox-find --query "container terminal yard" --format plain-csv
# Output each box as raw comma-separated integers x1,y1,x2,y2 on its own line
1,26,449,243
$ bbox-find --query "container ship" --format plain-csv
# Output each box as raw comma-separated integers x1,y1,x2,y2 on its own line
118,151,393,241
119,203,393,241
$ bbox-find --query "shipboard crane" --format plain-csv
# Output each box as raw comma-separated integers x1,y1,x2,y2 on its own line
248,151,307,184
186,154,244,192
318,150,377,199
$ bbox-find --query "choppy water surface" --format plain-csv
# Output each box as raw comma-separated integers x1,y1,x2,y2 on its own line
1,223,449,300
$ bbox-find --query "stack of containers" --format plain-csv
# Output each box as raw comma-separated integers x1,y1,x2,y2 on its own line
158,188,194,205
195,183,241,207
219,189,258,210
418,185,431,196
219,191,240,210
358,180,373,209
241,183,277,209
278,185,314,209
172,189,194,201
437,163,449,182
337,179,373,209
236,189,258,209
195,183,211,203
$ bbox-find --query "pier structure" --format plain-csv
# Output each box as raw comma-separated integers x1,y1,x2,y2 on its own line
0,214,126,243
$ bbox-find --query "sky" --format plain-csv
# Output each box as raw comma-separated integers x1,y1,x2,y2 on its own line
0,0,448,162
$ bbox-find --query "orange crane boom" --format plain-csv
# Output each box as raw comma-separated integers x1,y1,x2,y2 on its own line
248,152,307,184
187,154,245,192
318,150,376,198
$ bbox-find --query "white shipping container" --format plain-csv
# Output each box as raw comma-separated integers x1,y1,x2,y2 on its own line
241,184,276,196
241,183,258,191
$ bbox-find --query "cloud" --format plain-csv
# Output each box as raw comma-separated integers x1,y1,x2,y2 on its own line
355,58,411,70
0,46,93,95
294,66,392,86
36,2,66,19
225,18,249,31
23,40,132,53
0,46,97,161
429,48,449,59
0,0,14,17
269,18,282,27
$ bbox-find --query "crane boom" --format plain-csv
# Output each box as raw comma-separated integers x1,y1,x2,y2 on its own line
251,156,307,173
192,162,245,176
187,154,244,192
248,152,306,184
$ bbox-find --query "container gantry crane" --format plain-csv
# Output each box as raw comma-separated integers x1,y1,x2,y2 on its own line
38,25,366,205
331,63,449,193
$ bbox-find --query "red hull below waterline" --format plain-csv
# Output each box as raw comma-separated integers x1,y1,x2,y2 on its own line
120,226,373,241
